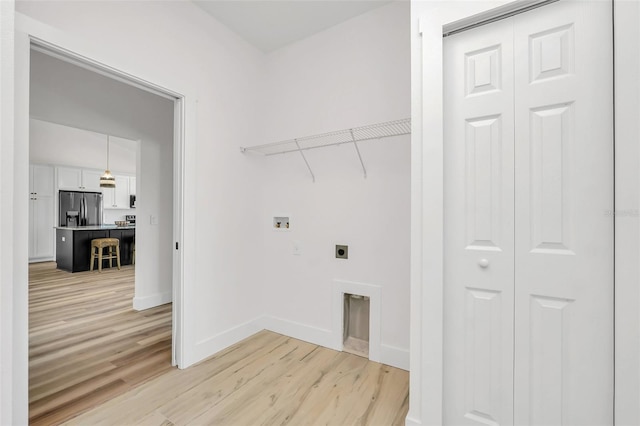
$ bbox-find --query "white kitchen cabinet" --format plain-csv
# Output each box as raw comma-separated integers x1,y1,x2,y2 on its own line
57,166,134,209
56,166,104,191
32,164,55,195
81,169,104,192
29,164,55,261
129,177,136,196
103,175,132,209
56,166,82,190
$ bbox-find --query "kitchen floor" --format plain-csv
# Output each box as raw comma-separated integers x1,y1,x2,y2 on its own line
28,262,173,425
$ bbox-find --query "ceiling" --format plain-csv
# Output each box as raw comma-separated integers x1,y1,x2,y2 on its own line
30,49,172,149
192,0,393,53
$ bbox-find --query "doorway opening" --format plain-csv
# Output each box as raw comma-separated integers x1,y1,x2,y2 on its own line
27,39,184,424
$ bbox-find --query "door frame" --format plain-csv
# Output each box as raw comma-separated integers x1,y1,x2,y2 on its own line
408,0,640,425
27,37,186,367
7,14,187,423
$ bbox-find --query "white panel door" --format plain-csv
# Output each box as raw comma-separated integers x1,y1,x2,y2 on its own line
32,196,54,259
28,198,35,259
29,164,55,261
443,1,613,425
443,17,515,426
513,1,613,424
31,164,54,195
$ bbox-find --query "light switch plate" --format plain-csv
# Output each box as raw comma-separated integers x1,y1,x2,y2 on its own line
292,240,301,256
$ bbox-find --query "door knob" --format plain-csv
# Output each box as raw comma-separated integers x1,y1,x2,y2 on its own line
478,258,489,268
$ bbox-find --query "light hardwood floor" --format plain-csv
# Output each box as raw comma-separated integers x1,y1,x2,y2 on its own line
30,262,409,425
29,262,173,425
64,330,409,425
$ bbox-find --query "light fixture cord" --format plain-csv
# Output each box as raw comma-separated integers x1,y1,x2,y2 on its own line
107,135,110,170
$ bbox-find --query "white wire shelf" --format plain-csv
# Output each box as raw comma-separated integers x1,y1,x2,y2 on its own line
240,118,411,182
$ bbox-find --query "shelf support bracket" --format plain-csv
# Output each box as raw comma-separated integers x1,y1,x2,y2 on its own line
350,129,367,179
295,140,315,183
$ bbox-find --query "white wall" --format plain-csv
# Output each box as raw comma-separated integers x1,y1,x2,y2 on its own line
30,118,137,174
14,0,267,380
613,2,640,424
0,1,19,423
257,1,411,368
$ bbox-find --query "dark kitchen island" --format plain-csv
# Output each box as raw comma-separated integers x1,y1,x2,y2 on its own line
55,225,136,272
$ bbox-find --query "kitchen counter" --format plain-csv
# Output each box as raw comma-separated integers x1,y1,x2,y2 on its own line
56,226,135,272
55,225,136,231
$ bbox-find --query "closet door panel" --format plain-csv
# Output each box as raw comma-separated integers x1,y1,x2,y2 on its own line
513,1,614,424
528,103,574,254
443,17,515,426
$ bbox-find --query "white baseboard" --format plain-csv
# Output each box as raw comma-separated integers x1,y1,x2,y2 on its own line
381,344,410,371
262,316,336,350
404,416,422,426
262,315,408,370
29,257,54,263
184,316,409,374
132,291,172,311
191,318,263,367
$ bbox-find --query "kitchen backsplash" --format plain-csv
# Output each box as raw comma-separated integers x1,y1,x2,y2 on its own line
104,209,135,225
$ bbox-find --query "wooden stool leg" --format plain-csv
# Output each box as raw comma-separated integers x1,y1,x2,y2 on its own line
109,246,113,268
90,246,96,271
116,243,121,270
98,246,103,272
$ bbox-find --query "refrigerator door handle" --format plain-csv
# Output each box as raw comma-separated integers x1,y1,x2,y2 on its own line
80,196,85,226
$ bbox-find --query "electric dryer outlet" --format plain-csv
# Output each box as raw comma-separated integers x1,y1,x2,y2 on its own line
335,245,348,259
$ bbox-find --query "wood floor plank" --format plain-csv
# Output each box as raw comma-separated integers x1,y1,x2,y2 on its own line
162,338,325,425
29,262,173,424
30,379,131,426
134,410,175,426
61,332,290,425
264,350,370,425
64,331,409,426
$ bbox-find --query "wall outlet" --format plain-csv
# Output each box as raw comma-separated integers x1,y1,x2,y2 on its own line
274,216,290,230
336,245,348,259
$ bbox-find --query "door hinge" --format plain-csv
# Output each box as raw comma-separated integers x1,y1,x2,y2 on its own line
175,242,179,250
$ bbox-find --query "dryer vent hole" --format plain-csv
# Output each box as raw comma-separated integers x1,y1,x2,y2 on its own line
343,293,370,358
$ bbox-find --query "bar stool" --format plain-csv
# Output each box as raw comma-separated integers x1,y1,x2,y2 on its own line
90,238,121,272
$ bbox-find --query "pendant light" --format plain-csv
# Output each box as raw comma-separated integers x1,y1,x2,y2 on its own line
100,135,116,188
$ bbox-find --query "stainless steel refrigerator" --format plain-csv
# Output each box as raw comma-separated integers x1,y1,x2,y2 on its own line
59,191,103,227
